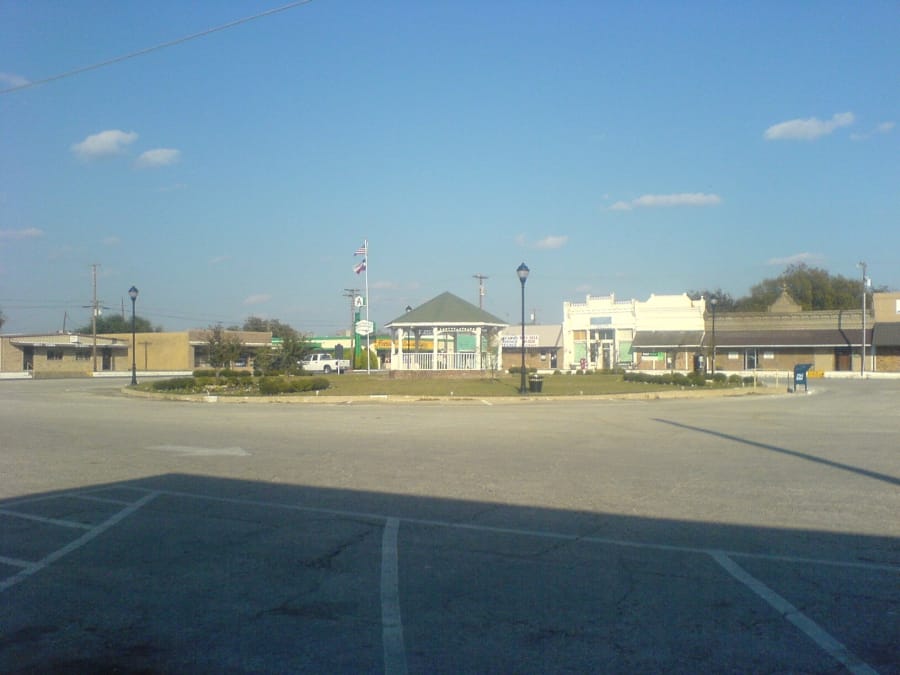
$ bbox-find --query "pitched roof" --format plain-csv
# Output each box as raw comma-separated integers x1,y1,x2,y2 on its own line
385,292,506,327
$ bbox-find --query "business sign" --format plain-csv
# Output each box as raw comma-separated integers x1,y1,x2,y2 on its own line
501,335,540,348
355,320,374,335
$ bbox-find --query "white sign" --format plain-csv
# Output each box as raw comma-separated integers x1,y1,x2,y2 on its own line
354,296,364,308
355,320,374,335
501,335,540,348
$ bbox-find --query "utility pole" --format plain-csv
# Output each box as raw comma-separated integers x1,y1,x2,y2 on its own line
343,288,360,360
91,264,99,372
473,274,489,310
859,261,868,377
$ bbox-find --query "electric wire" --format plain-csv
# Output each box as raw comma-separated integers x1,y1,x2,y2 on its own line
1,0,314,95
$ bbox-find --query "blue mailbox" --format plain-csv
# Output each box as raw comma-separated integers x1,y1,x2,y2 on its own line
793,363,813,392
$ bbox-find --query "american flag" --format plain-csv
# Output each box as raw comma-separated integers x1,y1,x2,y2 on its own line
354,245,367,256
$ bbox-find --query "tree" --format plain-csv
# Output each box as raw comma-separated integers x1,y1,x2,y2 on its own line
254,333,313,375
699,265,884,313
75,314,159,334
738,264,865,311
206,324,242,369
242,316,298,340
687,289,736,311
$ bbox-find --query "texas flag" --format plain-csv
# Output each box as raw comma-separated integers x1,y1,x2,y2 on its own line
354,258,367,274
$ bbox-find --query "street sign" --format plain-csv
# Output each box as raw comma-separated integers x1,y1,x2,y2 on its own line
355,320,374,335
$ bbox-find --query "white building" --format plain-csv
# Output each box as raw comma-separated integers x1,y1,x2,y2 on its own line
562,293,706,371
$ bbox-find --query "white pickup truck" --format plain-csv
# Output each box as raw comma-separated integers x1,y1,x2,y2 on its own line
301,352,350,374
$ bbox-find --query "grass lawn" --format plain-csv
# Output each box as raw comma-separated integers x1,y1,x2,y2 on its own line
309,372,672,397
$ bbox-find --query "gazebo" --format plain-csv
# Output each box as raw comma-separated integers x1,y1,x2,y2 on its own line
384,292,507,371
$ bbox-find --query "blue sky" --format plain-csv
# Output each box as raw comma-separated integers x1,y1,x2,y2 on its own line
1,1,898,335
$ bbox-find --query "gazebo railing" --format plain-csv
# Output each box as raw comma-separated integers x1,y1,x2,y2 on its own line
400,352,495,370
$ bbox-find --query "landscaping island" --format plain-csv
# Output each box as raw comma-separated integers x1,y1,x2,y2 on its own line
132,369,767,401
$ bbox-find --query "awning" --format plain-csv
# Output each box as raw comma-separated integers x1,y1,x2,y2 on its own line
873,323,900,347
704,329,872,348
631,331,703,350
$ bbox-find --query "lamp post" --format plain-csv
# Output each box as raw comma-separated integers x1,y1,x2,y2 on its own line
710,297,718,375
517,262,529,394
858,262,867,377
128,286,139,385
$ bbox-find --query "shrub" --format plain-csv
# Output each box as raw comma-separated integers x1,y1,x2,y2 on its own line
508,366,538,375
258,376,330,395
687,371,706,387
712,372,727,384
193,369,217,378
150,377,198,392
743,376,757,386
728,374,742,385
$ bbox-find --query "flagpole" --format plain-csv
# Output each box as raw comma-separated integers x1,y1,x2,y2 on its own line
364,238,370,374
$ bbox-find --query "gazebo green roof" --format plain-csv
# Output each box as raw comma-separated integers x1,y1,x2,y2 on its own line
385,292,506,327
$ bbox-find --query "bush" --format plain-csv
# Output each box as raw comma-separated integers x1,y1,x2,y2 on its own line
743,376,757,386
149,377,198,392
687,371,706,387
508,366,538,375
728,374,742,385
258,376,330,395
193,369,217,378
712,372,728,384
219,369,251,379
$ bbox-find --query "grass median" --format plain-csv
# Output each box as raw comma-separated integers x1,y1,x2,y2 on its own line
138,371,752,398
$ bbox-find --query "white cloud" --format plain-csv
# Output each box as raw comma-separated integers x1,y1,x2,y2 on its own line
767,252,824,266
764,112,854,141
71,129,138,160
209,255,231,265
534,235,568,250
610,193,722,211
135,148,181,169
515,234,569,250
851,121,895,141
0,72,30,88
102,236,121,246
243,294,271,306
0,227,44,241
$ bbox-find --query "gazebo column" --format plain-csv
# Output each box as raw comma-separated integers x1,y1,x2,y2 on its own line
476,326,483,369
432,326,439,370
396,327,404,370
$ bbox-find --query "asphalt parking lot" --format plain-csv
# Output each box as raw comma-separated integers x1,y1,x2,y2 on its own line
1,378,898,674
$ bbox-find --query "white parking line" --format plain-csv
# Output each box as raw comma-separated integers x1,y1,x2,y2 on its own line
71,485,895,673
0,508,94,530
711,552,879,675
381,518,407,675
0,491,159,593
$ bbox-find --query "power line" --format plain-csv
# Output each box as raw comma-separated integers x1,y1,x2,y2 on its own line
1,0,314,95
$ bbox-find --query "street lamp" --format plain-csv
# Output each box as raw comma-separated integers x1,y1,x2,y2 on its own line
128,286,139,385
517,262,529,394
710,297,718,375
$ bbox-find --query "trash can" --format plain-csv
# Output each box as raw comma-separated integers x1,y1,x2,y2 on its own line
528,375,543,393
